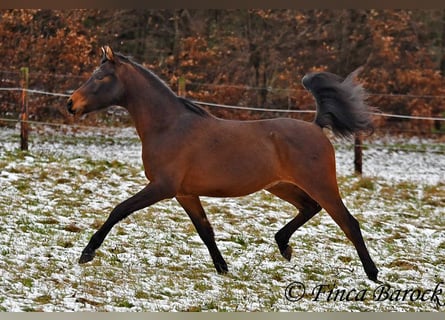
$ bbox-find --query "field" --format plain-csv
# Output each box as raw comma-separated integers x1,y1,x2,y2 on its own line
0,125,444,311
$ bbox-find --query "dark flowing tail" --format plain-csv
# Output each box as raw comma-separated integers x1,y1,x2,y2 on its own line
302,67,374,138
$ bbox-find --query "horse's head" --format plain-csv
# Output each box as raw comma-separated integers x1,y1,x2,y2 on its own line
67,46,125,116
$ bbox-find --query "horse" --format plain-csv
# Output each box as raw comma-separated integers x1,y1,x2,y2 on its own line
67,46,379,282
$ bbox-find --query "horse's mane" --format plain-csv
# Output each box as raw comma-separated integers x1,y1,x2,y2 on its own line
112,53,211,118
177,97,212,117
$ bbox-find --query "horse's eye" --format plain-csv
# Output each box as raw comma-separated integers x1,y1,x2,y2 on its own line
96,74,105,81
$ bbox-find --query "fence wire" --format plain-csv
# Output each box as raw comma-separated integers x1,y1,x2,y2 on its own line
1,87,445,122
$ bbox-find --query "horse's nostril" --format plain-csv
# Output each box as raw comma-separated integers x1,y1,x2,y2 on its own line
67,99,74,113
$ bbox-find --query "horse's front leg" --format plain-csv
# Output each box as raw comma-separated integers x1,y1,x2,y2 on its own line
78,182,175,264
176,195,228,274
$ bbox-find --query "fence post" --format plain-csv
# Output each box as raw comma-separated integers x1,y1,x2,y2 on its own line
354,133,363,175
178,76,186,97
20,67,29,151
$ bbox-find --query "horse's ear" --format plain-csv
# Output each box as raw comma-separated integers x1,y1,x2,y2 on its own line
101,46,115,62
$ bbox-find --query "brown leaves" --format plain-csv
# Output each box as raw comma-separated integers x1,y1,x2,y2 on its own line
0,9,443,132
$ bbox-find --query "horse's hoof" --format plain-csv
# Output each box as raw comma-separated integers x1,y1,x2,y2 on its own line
78,250,95,264
280,245,292,261
215,261,228,274
367,271,381,283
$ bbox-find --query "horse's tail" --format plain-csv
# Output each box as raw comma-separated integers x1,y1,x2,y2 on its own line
302,67,374,138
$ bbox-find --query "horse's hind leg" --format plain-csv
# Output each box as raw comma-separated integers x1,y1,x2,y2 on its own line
298,173,379,282
321,197,379,282
267,183,321,261
176,195,228,274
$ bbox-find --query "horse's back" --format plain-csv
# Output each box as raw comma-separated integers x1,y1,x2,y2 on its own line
202,116,334,168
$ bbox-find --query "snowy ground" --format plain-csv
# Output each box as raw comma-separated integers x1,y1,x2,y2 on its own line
0,125,444,311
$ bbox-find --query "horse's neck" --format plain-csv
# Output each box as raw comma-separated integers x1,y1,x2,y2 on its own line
122,72,183,141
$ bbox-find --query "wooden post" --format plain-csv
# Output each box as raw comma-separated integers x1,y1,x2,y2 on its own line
20,67,29,151
178,76,186,97
354,133,363,175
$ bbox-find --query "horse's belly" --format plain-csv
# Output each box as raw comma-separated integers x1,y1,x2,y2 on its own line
179,160,279,197
178,182,275,198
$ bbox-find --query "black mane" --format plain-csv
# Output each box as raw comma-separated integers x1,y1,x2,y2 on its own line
114,52,211,118
177,97,211,117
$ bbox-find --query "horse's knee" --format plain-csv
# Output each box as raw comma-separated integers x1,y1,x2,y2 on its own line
195,217,216,242
305,202,322,217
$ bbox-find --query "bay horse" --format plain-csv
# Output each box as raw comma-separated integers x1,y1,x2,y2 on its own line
67,46,379,282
